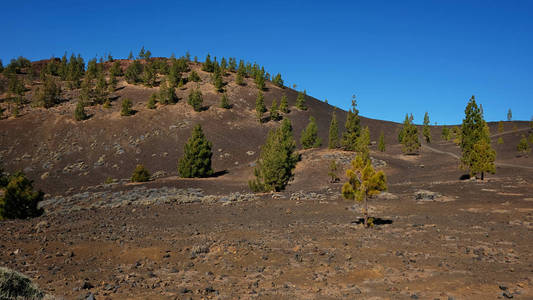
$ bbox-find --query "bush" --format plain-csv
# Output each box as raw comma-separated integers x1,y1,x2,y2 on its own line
131,165,150,182
517,136,530,155
0,267,45,299
121,98,133,116
0,172,44,220
74,101,88,121
188,70,201,82
187,88,203,112
147,93,157,109
220,93,231,109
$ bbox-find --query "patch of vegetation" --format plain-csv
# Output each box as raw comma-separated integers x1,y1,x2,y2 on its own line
120,98,133,116
0,267,45,299
279,95,289,113
74,101,88,121
422,112,431,143
0,172,44,220
295,91,306,110
178,125,213,178
220,93,231,109
249,118,299,192
131,164,151,182
517,136,530,155
300,116,321,149
187,88,203,112
328,160,339,183
269,99,280,121
342,95,361,151
255,91,267,122
398,114,420,154
378,131,386,152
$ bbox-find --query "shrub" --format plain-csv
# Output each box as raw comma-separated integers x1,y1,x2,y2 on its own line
0,267,45,299
36,76,60,108
187,88,203,112
295,91,306,110
220,93,231,109
328,160,339,183
147,93,157,109
131,165,150,182
378,131,386,152
0,172,44,220
74,101,88,121
178,125,213,178
255,91,267,122
188,70,201,82
121,98,133,116
279,95,289,113
159,80,177,105
517,136,530,155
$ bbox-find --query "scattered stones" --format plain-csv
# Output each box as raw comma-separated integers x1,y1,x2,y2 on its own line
62,161,88,174
414,190,441,201
246,151,255,156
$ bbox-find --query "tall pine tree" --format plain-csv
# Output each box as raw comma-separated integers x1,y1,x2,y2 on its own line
422,112,431,143
328,111,339,149
300,116,321,149
178,125,213,178
342,95,361,151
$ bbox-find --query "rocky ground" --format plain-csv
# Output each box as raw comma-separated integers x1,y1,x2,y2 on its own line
1,145,532,299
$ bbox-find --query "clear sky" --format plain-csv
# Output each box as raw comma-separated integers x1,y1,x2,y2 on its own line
2,0,532,124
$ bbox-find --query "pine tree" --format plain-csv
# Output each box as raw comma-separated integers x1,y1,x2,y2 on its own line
36,76,61,108
328,111,339,149
202,54,214,72
110,61,123,77
355,126,371,162
422,112,431,143
74,101,88,121
378,131,386,152
0,172,44,220
517,136,530,155
342,95,361,151
188,70,201,82
178,125,213,178
295,91,306,110
441,127,450,141
159,79,177,105
300,116,321,149
213,69,224,92
220,93,231,109
147,93,157,109
255,91,267,122
460,96,495,179
235,71,244,86
187,88,203,112
272,73,284,87
342,155,387,227
400,114,420,154
131,164,151,182
249,118,299,192
128,51,133,60
269,99,280,121
497,137,503,145
279,95,289,113
108,72,117,94
125,60,142,84
507,109,512,121
255,73,265,90
121,98,133,116
142,62,156,87
94,72,108,104
328,160,339,183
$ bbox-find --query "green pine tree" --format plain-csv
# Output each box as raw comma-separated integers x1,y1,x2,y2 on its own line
159,79,177,105
497,137,503,145
279,95,289,113
295,91,306,110
147,93,157,109
355,126,371,162
125,60,142,84
272,73,284,87
255,91,267,122
517,136,531,155
74,101,88,121
131,164,151,182
220,93,231,109
342,95,361,151
328,111,339,149
460,96,495,179
0,172,44,220
270,99,280,121
342,155,387,227
188,70,201,82
142,62,156,87
121,98,133,116
300,116,321,149
422,111,431,143
249,118,299,192
378,131,386,152
400,114,420,154
235,71,244,86
255,73,265,90
178,125,213,178
441,127,450,141
187,88,203,112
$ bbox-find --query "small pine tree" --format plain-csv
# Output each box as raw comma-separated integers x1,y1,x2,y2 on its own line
235,72,244,86
188,70,201,82
507,109,512,121
300,116,321,149
147,93,157,109
131,164,151,182
74,101,88,121
342,95,361,151
36,76,61,108
255,91,267,122
400,115,420,154
213,69,224,92
328,160,339,183
249,118,299,192
328,111,339,149
279,95,289,113
220,93,231,109
121,98,133,116
272,73,284,87
295,91,306,110
142,62,156,87
422,112,431,143
497,137,503,145
517,136,530,155
159,80,177,105
441,127,450,141
255,73,265,90
187,88,203,112
0,172,44,220
470,135,496,180
178,124,213,178
125,60,142,84
103,99,111,109
110,61,123,77
342,155,387,227
355,127,371,162
270,99,280,121
378,131,386,152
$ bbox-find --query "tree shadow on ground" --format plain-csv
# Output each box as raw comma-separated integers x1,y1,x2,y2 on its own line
459,174,471,180
352,217,393,226
209,170,228,178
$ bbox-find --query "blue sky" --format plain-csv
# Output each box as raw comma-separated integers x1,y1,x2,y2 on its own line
2,0,532,124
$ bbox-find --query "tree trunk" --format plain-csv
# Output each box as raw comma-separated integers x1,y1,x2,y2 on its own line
363,196,368,227
481,171,484,180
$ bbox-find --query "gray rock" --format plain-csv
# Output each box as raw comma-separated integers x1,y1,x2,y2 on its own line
414,190,441,201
